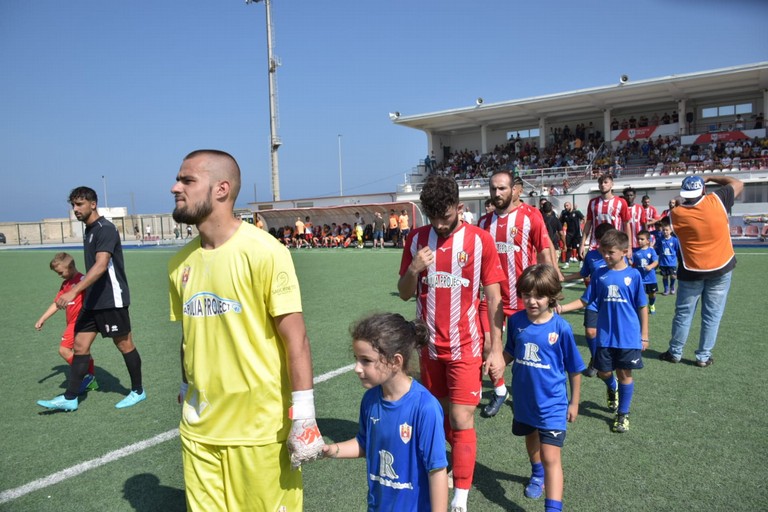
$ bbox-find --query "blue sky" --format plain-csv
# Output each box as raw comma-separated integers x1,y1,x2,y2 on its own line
1,0,767,222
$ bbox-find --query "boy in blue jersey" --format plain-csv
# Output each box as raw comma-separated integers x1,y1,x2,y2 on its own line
657,223,680,295
560,230,649,433
561,222,613,378
504,265,584,512
633,230,659,314
323,313,448,512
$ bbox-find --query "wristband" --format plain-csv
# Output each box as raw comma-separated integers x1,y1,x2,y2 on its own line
641,339,649,343
289,389,316,420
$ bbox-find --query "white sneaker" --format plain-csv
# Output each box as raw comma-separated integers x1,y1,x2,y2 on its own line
562,263,570,269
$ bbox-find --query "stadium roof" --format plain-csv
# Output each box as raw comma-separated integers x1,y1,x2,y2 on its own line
393,62,768,135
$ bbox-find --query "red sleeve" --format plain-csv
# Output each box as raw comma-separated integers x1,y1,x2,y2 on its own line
478,230,504,286
529,208,551,250
618,198,631,222
585,199,594,222
398,230,417,276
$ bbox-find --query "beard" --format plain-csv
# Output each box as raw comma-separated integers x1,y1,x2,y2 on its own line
173,190,213,225
492,194,513,211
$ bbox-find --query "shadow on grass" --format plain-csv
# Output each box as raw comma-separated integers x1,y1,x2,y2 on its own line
316,417,359,443
578,400,614,428
123,473,186,512
473,460,527,511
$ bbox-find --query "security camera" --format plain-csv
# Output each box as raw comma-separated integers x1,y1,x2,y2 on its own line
619,75,629,84
476,97,484,106
389,111,401,120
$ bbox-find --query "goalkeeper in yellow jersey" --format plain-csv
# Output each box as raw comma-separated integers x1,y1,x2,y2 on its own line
168,150,324,512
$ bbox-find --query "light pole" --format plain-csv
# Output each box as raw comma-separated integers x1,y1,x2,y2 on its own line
246,0,281,201
101,175,109,209
338,134,343,196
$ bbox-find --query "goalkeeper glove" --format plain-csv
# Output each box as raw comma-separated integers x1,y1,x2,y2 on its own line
286,389,325,469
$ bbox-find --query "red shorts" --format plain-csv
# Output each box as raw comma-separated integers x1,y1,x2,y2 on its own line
419,349,482,406
477,299,519,337
60,327,75,350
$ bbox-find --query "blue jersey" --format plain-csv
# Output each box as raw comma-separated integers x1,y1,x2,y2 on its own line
632,247,658,284
505,312,585,431
579,248,606,279
582,266,647,349
657,236,680,267
357,380,448,512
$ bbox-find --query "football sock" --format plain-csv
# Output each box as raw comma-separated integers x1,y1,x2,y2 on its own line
649,296,656,306
618,382,634,415
663,277,669,291
451,428,477,490
88,357,95,375
670,278,676,290
122,349,143,394
65,354,90,399
66,355,73,365
586,336,597,357
531,461,545,479
451,488,469,510
602,374,618,392
494,380,507,396
545,498,563,512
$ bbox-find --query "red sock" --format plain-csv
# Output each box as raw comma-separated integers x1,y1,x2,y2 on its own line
66,355,74,365
494,377,505,388
451,428,477,490
88,357,95,375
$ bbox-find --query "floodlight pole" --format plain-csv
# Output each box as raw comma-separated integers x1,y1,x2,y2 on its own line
101,175,109,209
338,134,343,196
247,0,281,201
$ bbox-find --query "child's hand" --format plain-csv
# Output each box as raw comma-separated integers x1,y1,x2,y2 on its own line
567,403,579,423
554,303,563,315
34,320,44,330
641,339,649,351
322,443,339,459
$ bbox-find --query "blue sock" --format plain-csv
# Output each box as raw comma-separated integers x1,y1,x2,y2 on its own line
663,277,669,291
545,499,563,512
649,296,656,306
670,278,676,290
586,336,597,357
602,374,617,391
531,461,544,479
618,382,634,415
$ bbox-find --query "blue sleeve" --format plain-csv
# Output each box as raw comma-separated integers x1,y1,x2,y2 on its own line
356,391,371,449
581,277,597,306
504,315,517,356
416,396,448,471
633,270,648,308
559,317,586,373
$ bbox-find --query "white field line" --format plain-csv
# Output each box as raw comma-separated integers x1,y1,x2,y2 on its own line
0,364,357,505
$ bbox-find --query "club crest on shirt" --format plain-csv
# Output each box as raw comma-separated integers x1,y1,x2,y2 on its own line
399,422,412,444
624,276,632,286
548,332,559,345
456,250,468,267
509,226,518,237
181,266,191,289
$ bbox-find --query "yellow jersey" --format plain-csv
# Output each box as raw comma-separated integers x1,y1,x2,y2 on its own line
169,222,303,445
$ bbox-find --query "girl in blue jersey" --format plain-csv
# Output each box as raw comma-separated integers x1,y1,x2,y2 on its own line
322,313,448,512
504,265,585,512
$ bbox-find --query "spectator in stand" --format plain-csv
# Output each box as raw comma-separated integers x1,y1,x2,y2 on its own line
661,112,671,124
559,202,584,267
641,195,660,229
622,187,647,250
611,118,619,131
755,113,764,129
672,111,679,123
425,152,433,173
735,115,745,130
580,174,632,259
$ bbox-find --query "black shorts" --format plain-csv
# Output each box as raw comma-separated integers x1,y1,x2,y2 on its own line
594,347,644,372
644,283,658,294
583,309,598,329
565,234,581,250
75,308,132,338
659,265,676,276
512,419,566,447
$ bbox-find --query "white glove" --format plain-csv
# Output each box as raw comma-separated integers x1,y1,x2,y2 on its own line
286,390,325,469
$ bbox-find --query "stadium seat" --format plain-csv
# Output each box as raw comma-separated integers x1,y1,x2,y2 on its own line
703,169,712,173
712,168,721,173
730,226,743,236
685,169,694,175
761,225,768,241
744,225,759,237
731,167,740,173
652,171,660,177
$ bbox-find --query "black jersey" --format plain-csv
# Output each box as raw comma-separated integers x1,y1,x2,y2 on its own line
83,217,130,309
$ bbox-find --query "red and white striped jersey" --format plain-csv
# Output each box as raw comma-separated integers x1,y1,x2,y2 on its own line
643,205,659,225
585,195,631,248
477,204,550,314
627,203,647,248
399,223,504,361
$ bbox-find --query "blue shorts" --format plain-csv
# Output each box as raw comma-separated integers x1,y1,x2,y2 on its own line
644,283,658,294
594,347,644,372
512,420,566,447
373,230,383,240
659,265,676,276
583,308,598,329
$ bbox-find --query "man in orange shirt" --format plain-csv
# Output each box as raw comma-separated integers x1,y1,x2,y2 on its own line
388,209,399,246
398,209,410,248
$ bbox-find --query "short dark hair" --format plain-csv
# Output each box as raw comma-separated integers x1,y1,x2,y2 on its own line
637,229,651,238
517,264,563,307
420,175,459,219
598,173,614,184
600,229,629,251
68,186,97,204
623,186,636,195
594,222,614,241
541,201,553,214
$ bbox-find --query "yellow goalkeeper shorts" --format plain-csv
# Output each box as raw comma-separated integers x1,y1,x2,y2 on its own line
181,435,302,511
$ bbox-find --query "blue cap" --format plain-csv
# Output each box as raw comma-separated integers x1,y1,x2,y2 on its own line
680,175,705,198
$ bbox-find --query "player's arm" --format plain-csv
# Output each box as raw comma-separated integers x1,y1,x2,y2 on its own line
638,305,649,351
482,282,505,381
557,298,587,314
276,312,325,468
398,245,432,300
35,302,59,330
646,258,659,271
567,372,582,423
428,467,449,512
705,175,744,198
55,251,111,309
321,438,364,459
580,219,593,258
